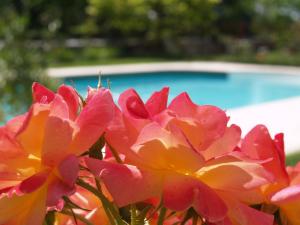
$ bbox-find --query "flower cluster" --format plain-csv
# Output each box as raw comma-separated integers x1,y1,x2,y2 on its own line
0,83,300,225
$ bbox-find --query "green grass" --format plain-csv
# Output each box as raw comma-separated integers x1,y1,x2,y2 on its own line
45,47,300,67
286,152,300,166
46,47,174,67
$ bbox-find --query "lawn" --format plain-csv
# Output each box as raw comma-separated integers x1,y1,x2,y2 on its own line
286,152,300,166
45,47,300,67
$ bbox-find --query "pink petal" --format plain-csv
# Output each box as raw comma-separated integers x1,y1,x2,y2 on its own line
58,85,80,120
70,88,114,155
168,92,197,117
47,178,75,207
18,170,49,194
118,88,149,119
241,125,289,185
203,125,241,160
274,133,285,166
232,202,273,225
5,114,27,134
86,158,163,207
163,174,227,223
49,95,70,119
41,116,74,167
271,184,300,204
32,82,55,103
105,105,136,155
0,127,24,160
145,87,169,117
168,92,228,151
58,154,79,187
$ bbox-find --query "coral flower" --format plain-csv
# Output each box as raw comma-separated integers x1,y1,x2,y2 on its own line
241,125,289,199
270,163,300,225
55,186,110,225
0,83,114,225
88,88,274,225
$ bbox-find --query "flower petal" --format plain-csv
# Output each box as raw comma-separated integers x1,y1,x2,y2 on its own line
196,154,273,205
203,125,241,160
163,174,227,223
0,185,47,225
86,158,163,207
32,82,55,104
58,85,80,120
145,87,169,117
271,184,300,204
46,178,75,207
118,88,149,119
168,92,228,151
57,154,79,187
70,88,114,155
16,103,50,158
18,170,49,194
41,116,74,166
132,123,204,172
241,125,289,190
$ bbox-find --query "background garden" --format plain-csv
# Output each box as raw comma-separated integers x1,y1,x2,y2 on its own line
1,0,300,127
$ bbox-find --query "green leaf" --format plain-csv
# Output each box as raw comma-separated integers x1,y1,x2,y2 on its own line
88,135,105,160
44,211,56,225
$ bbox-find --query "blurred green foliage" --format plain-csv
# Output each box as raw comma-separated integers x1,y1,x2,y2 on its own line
0,1,58,122
1,0,300,121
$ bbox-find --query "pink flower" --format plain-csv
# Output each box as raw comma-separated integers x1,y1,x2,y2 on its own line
0,83,114,225
88,88,274,225
270,163,300,224
241,125,289,198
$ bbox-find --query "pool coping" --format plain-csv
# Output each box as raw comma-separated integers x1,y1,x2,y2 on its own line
47,61,300,155
47,61,300,78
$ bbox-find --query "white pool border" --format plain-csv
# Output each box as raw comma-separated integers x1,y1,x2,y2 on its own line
48,61,300,78
48,61,300,154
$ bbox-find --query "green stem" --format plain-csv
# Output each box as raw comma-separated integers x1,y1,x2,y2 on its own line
106,143,123,163
94,178,116,224
60,209,94,225
77,179,126,225
130,204,138,225
157,207,167,225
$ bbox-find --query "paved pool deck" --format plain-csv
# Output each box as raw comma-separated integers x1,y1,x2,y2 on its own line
48,61,300,154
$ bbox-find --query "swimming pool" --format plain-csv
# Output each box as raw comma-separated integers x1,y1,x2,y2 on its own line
65,71,300,109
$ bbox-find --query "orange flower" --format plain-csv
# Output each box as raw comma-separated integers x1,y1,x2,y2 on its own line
270,163,300,225
241,125,289,199
89,89,274,225
55,186,110,225
0,83,114,225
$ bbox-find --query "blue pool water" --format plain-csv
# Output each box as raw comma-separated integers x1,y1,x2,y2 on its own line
65,71,300,109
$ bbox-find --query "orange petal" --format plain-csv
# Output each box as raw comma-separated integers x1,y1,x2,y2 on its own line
132,123,204,172
203,125,241,160
168,92,228,151
197,155,272,195
0,185,47,225
41,116,74,166
16,103,50,158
